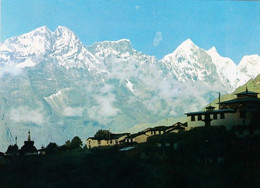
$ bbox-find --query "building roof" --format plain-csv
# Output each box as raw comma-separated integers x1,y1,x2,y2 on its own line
87,133,130,141
235,90,259,96
219,97,260,105
126,132,148,139
206,105,215,109
165,125,186,133
111,133,130,139
142,122,187,133
186,109,236,116
20,131,38,154
20,141,37,153
143,126,168,132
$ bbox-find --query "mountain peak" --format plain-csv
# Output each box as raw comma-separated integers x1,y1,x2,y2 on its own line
183,38,194,45
53,26,80,47
99,39,132,46
4,26,52,43
180,38,196,48
239,54,260,67
54,26,77,37
207,46,220,57
34,26,52,33
174,38,198,54
161,39,199,61
88,39,135,58
55,26,72,33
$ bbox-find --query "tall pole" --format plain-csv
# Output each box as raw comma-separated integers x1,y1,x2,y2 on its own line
28,130,31,141
218,92,221,110
109,128,111,145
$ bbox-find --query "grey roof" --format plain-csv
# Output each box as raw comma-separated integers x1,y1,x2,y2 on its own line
142,122,187,133
126,132,147,139
186,109,236,116
111,133,130,139
219,97,260,105
87,133,130,141
235,90,259,95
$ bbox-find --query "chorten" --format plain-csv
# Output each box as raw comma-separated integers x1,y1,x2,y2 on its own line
20,131,38,156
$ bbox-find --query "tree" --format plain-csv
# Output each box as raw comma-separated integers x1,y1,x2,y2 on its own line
70,136,83,149
46,142,58,154
6,144,19,155
65,140,71,147
94,129,111,140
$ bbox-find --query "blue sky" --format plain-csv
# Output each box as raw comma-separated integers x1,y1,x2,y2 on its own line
1,0,260,63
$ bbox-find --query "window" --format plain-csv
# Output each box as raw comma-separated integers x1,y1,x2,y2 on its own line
198,115,202,120
220,113,225,119
213,113,217,119
98,140,101,145
191,115,195,121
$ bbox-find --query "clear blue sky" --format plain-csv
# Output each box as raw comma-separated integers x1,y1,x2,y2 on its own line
1,0,260,63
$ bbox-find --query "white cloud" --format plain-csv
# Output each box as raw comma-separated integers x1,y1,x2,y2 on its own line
62,106,84,117
135,5,141,10
89,94,120,118
9,106,44,125
153,32,163,46
0,62,23,79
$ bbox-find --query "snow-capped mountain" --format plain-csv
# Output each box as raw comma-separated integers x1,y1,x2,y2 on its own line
161,39,220,84
0,26,106,78
161,39,259,93
0,26,259,151
206,47,239,92
238,55,260,81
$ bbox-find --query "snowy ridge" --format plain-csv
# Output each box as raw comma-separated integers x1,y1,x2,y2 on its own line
0,26,106,76
87,39,135,61
0,26,259,151
206,47,239,92
161,39,259,93
161,39,220,84
238,55,260,80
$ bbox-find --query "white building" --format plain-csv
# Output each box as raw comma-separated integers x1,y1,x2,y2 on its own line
186,89,260,127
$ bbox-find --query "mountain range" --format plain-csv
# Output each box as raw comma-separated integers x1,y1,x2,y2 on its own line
0,26,259,151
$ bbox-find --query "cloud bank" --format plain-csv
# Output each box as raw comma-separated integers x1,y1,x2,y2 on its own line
0,63,23,79
9,106,45,125
62,106,84,117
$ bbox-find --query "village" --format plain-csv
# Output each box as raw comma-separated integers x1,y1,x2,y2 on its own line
86,87,259,148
